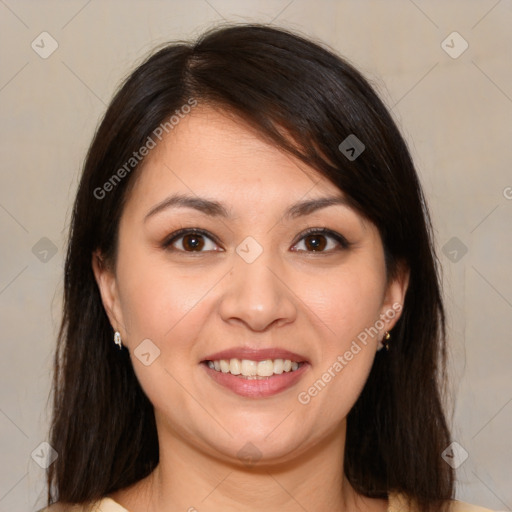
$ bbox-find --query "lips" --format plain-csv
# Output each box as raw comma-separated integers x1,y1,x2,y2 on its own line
202,347,309,363
202,359,309,398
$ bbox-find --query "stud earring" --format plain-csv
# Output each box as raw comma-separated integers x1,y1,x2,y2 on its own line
383,331,391,351
114,331,122,350
377,331,391,351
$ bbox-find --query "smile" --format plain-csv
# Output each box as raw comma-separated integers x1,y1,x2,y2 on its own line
206,358,304,378
201,359,309,398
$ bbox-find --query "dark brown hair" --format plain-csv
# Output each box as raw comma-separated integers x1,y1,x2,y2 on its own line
47,23,454,512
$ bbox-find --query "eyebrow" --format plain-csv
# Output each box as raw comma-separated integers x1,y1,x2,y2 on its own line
144,193,352,222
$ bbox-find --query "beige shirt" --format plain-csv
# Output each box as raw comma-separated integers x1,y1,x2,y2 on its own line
41,491,497,512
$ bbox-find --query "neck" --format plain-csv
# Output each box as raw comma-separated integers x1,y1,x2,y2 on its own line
159,429,345,511
111,420,384,512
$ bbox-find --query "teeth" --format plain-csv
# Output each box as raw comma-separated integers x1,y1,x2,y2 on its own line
273,359,284,374
206,358,303,377
241,359,258,376
257,360,274,377
229,358,241,375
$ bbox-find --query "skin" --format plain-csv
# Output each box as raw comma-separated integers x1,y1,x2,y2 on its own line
93,106,409,512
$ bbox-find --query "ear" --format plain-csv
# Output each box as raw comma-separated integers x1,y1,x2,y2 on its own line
91,250,125,335
380,261,410,332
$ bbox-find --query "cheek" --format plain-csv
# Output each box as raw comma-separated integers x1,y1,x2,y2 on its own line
293,263,385,414
300,264,386,346
115,244,210,343
115,250,216,420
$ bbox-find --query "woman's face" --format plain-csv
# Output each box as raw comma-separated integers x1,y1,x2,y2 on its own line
94,106,408,466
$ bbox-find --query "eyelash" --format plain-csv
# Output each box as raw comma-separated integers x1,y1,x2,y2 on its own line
161,227,351,254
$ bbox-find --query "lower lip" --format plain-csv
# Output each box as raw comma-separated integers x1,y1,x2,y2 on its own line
201,362,310,398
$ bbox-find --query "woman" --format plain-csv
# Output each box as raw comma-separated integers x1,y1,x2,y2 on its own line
43,24,494,512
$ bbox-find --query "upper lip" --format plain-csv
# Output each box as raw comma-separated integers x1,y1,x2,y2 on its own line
202,347,309,363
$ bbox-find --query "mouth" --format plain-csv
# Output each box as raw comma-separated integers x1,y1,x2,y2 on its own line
200,350,310,398
201,358,306,378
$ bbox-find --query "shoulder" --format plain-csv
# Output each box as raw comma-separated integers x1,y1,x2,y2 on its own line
388,492,497,512
449,500,498,512
38,497,129,512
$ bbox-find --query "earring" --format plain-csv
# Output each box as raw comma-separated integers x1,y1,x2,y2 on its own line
383,331,391,351
114,331,123,350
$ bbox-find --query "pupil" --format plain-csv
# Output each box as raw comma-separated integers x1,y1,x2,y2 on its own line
183,234,204,251
305,235,326,251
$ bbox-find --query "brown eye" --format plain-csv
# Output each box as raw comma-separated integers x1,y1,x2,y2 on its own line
292,228,350,253
303,234,328,251
181,233,205,251
163,229,220,253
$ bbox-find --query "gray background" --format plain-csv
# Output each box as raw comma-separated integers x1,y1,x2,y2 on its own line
0,1,511,511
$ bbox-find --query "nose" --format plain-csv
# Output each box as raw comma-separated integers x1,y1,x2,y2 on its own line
218,247,298,332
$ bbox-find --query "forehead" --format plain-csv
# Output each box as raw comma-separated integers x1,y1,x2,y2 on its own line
123,106,348,218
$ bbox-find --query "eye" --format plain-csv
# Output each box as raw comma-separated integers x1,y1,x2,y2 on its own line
291,228,350,253
162,228,221,253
